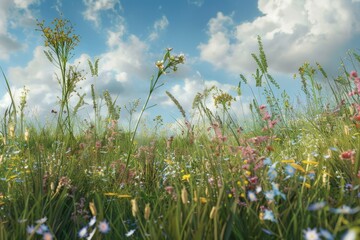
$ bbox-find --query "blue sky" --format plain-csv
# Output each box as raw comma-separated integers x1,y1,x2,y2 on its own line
1,0,360,127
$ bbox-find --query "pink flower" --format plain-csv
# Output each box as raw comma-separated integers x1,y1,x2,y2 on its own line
340,150,354,159
340,150,356,164
98,220,110,234
259,105,266,110
350,71,358,79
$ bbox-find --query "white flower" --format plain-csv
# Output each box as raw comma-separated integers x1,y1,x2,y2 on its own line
78,227,87,238
125,229,136,237
303,228,320,240
98,220,110,234
342,228,358,240
88,216,96,227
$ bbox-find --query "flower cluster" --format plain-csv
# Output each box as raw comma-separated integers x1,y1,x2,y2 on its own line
155,48,185,74
37,18,79,52
348,71,360,97
259,105,278,131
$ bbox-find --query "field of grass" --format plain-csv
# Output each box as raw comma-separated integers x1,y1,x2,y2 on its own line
0,18,360,240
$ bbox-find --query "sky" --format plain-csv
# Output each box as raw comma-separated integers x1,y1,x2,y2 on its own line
1,0,360,128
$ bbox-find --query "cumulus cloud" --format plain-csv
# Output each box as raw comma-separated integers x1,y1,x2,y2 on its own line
0,46,57,115
0,0,38,60
199,0,360,74
82,0,121,27
149,15,169,41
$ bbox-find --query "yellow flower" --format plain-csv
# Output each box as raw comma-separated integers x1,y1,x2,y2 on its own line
281,159,295,163
199,197,207,204
289,163,305,172
182,174,191,181
303,182,311,189
164,159,173,164
301,160,318,165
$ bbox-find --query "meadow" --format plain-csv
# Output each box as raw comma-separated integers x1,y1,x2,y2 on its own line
0,18,360,240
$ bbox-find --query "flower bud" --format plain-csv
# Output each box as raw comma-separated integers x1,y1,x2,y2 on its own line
144,203,151,220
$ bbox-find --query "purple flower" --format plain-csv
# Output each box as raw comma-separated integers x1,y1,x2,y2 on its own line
36,224,49,235
27,225,35,235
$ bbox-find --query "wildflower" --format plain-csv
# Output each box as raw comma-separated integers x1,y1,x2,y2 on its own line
303,228,320,240
285,165,295,176
330,205,360,214
98,220,110,234
350,71,358,78
247,191,257,202
78,227,88,238
263,209,277,223
290,163,305,172
319,228,334,240
144,203,151,220
199,197,207,204
36,217,48,224
130,199,139,217
88,216,96,227
263,158,272,165
340,150,355,159
27,225,35,234
256,186,262,193
264,190,275,201
36,224,49,235
164,186,174,194
267,164,277,181
43,232,53,240
182,174,190,181
155,60,164,70
87,228,96,240
271,182,286,200
125,229,136,237
307,201,326,211
341,228,359,240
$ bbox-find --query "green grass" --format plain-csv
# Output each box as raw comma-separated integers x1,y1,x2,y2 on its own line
0,18,360,239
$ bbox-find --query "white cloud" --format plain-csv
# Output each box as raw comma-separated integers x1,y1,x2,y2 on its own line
83,0,121,27
199,0,360,74
149,15,169,41
0,0,38,60
4,46,58,113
